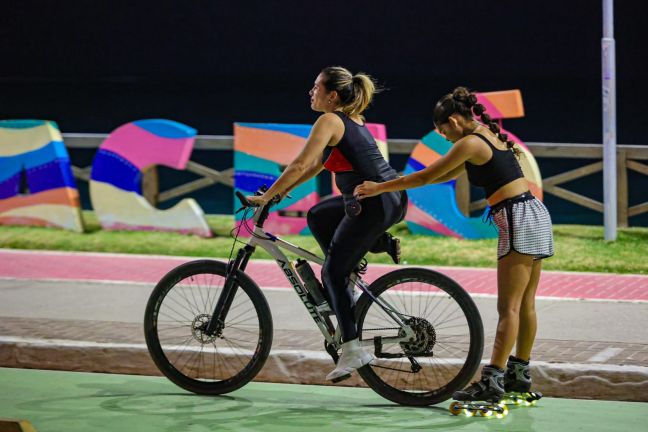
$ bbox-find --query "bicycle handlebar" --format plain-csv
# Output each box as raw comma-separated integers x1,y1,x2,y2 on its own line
235,191,255,208
236,189,284,209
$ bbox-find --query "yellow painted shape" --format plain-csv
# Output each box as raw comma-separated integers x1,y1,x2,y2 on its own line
89,180,210,236
515,144,543,200
0,204,84,232
375,139,389,161
516,144,542,185
0,418,38,432
0,123,62,156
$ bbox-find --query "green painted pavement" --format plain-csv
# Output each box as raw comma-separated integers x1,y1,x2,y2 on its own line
0,368,646,432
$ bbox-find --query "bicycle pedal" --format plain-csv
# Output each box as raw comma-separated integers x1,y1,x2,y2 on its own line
330,373,352,383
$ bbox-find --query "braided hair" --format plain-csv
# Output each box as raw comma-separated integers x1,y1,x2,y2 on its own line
433,87,521,157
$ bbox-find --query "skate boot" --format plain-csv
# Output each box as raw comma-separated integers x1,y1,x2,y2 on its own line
503,356,543,405
449,365,508,418
326,338,374,383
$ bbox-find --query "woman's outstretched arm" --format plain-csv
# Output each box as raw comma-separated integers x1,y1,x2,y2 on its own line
354,137,476,199
283,160,325,196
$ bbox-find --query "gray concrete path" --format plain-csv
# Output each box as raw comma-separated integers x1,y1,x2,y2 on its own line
1,278,647,401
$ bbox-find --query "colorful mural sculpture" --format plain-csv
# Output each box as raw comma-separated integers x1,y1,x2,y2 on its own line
1,92,542,240
234,123,319,235
405,90,543,239
89,119,211,237
0,120,83,232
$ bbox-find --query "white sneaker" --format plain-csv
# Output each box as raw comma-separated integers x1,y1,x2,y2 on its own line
326,338,375,382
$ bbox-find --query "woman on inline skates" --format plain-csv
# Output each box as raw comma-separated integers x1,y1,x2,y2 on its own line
354,86,553,405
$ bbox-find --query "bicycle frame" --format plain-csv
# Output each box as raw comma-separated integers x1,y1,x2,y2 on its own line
206,199,416,350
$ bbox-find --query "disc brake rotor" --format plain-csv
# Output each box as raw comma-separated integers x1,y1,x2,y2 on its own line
191,314,217,344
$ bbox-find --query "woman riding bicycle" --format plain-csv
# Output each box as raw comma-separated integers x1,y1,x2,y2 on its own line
354,87,554,403
247,66,407,382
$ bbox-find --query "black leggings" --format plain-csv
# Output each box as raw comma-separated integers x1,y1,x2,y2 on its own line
307,192,407,342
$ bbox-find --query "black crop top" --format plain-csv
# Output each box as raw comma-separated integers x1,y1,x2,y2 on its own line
322,112,398,195
464,133,524,199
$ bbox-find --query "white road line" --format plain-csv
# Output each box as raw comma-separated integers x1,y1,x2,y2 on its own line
588,347,623,362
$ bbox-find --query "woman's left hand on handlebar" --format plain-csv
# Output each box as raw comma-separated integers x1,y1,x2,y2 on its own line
354,181,381,199
246,194,271,206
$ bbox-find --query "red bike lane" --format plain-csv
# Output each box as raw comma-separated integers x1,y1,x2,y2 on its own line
1,249,647,301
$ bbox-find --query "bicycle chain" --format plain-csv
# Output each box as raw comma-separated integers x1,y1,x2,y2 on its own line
371,364,417,374
363,327,401,332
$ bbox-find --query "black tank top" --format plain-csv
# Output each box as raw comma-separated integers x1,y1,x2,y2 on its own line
465,133,524,198
322,112,399,195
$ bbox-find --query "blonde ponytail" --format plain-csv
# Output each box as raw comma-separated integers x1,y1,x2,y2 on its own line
340,73,376,117
320,66,379,118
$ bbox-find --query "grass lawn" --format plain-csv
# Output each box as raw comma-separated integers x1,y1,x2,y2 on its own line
1,211,647,274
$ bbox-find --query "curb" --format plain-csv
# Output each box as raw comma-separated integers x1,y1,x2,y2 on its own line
2,337,646,403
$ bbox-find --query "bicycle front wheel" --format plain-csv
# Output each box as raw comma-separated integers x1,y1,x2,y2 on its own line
356,268,483,406
144,259,273,395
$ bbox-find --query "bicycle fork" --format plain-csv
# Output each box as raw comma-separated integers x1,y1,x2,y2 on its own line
204,245,255,336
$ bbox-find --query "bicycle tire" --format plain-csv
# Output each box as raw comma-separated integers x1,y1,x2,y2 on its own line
144,259,273,395
356,267,483,406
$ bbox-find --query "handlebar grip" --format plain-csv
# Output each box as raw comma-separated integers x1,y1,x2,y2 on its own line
235,191,256,207
235,189,281,210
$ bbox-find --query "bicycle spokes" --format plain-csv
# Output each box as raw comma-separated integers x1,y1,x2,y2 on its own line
151,268,266,385
357,269,483,405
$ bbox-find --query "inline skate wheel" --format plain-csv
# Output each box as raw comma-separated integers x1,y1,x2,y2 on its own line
479,408,493,417
449,401,463,416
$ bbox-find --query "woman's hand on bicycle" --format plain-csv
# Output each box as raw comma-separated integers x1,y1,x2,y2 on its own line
246,194,271,207
354,181,381,200
246,192,284,207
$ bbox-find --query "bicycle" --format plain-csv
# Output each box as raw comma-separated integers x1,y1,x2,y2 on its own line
144,189,484,406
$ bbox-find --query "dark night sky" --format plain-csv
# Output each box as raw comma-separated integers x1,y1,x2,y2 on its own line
1,0,646,143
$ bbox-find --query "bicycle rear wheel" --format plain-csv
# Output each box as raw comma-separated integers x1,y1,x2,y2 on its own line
356,268,483,406
144,259,273,395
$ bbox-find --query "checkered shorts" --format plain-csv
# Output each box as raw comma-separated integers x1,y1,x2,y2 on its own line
490,192,554,260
